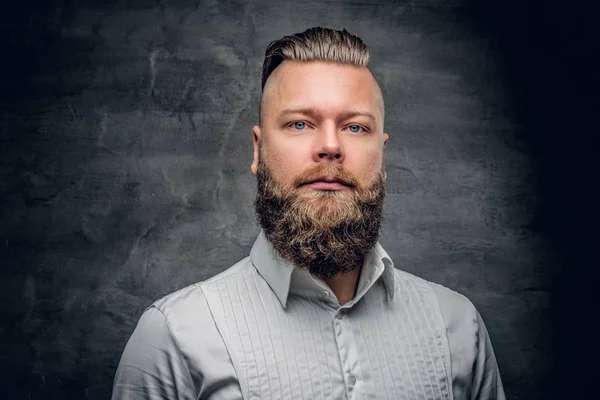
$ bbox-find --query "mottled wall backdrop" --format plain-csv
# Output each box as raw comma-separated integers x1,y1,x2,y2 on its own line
1,0,595,399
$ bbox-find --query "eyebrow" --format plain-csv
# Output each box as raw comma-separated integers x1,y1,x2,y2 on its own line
278,107,377,124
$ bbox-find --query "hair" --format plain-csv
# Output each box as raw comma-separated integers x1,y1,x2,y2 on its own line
259,27,376,125
261,27,370,92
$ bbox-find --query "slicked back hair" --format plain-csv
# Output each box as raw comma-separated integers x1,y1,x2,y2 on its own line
260,27,370,92
258,27,376,125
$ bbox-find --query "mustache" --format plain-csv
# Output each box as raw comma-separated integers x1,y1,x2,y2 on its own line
291,163,361,189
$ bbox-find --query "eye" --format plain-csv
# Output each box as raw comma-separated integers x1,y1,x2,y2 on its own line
291,121,306,130
347,124,365,133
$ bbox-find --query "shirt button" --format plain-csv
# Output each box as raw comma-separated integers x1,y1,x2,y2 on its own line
321,291,330,299
335,312,344,320
349,374,357,385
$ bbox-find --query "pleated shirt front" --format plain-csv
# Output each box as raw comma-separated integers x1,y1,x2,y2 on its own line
112,231,505,400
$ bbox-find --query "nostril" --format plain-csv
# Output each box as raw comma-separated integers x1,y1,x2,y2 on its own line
317,152,341,160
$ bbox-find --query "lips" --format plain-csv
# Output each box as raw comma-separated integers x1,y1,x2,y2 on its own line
302,177,351,191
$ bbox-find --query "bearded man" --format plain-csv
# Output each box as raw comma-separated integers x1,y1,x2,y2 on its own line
112,27,505,400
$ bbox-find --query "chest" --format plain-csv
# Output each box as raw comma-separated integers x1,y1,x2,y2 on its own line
203,279,453,400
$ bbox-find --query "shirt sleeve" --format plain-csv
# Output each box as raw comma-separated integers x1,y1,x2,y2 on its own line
471,310,506,400
111,306,196,400
431,283,506,400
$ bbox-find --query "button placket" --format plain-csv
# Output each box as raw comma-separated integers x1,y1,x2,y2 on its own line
333,309,356,397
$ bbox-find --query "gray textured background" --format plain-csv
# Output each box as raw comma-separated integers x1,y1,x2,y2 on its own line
1,0,596,399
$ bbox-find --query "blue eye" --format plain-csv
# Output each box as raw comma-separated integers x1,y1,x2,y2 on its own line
292,121,306,130
348,125,363,133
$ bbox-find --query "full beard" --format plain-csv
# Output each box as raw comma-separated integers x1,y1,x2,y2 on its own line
254,156,386,279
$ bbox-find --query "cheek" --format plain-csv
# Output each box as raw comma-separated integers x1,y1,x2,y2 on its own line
262,144,306,186
350,147,384,181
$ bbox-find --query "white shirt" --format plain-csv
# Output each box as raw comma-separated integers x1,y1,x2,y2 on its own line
112,231,505,399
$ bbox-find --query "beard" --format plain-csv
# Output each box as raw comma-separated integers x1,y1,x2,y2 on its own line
254,154,386,279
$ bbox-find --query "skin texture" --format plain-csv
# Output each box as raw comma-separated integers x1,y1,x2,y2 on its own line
251,61,389,304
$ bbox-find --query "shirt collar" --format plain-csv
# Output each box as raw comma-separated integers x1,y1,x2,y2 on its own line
250,230,396,308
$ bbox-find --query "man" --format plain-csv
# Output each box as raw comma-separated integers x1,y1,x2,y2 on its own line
112,27,505,399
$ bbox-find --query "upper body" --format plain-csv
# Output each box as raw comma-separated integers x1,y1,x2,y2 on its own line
112,231,504,400
113,27,505,399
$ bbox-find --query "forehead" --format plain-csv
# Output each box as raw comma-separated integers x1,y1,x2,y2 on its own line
263,61,382,118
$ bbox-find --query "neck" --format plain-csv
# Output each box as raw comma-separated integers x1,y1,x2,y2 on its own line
322,268,361,306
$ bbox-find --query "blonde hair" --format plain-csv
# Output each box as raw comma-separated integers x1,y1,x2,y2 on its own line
261,27,371,91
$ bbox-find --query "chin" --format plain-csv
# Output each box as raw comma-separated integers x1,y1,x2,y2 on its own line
296,193,359,224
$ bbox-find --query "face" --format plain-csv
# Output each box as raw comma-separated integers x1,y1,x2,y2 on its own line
251,61,388,191
251,61,389,278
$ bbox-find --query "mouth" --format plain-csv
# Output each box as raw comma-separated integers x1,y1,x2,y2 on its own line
302,176,351,191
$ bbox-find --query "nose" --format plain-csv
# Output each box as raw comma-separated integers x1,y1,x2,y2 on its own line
313,123,345,162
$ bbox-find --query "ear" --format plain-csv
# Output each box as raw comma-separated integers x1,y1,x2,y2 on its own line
250,125,262,175
382,132,389,181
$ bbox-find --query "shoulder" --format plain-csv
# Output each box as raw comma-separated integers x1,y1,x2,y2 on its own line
428,280,478,325
393,268,478,330
149,256,254,326
130,256,256,365
115,259,253,398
